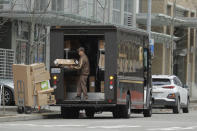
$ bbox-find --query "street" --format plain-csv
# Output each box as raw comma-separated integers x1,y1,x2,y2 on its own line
0,110,197,131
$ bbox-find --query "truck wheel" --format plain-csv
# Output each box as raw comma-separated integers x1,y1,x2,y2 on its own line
61,107,79,119
173,98,181,114
143,99,152,117
85,109,95,118
118,95,131,118
112,107,120,118
183,98,189,113
143,108,152,117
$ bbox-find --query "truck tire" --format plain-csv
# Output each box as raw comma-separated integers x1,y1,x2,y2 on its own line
114,95,131,119
173,98,181,114
183,98,189,113
143,99,152,117
143,108,152,117
61,107,79,119
85,109,95,118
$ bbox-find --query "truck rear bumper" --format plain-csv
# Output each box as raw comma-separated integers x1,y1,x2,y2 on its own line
56,103,116,108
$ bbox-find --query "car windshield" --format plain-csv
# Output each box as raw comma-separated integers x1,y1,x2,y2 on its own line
152,78,171,86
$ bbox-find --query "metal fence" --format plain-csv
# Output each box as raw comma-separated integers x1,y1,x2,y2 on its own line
0,48,14,79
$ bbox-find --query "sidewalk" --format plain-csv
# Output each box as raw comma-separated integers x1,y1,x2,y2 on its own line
0,106,60,123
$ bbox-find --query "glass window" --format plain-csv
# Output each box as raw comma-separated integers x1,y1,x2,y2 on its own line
112,10,121,24
113,0,121,10
52,0,64,11
144,48,148,69
152,79,171,86
16,41,27,64
124,0,132,13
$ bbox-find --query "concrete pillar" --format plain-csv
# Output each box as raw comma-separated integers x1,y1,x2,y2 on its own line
132,0,136,27
186,11,191,87
108,0,113,23
45,26,50,70
120,0,124,25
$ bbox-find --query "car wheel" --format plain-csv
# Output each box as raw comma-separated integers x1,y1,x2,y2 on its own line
1,88,14,105
173,98,181,114
183,98,189,113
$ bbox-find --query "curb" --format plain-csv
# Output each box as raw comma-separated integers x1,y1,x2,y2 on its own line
0,112,60,123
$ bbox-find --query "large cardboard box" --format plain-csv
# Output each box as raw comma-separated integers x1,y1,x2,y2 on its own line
54,59,76,66
37,93,48,106
13,63,52,107
89,76,95,92
13,64,34,107
101,81,104,93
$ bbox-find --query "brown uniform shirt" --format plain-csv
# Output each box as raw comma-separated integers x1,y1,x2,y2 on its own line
74,54,90,76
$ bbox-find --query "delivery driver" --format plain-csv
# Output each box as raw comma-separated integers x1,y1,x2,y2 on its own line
70,47,90,100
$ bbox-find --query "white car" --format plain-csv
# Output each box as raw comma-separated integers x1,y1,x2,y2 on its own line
152,75,189,114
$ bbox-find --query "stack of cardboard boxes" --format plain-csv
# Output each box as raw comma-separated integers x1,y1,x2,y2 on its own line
13,63,56,108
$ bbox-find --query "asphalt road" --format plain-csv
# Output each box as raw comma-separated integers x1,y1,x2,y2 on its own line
0,110,197,131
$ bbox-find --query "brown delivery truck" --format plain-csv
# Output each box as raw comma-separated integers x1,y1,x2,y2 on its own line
50,25,153,118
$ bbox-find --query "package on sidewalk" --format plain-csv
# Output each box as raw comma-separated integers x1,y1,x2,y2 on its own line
13,63,55,107
13,64,34,107
54,59,77,66
37,93,48,106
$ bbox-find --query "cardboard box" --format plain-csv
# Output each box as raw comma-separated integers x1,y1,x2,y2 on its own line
54,59,76,66
64,40,71,49
33,71,50,83
37,88,54,94
101,81,104,93
99,54,105,69
13,63,52,107
99,40,105,49
89,76,95,92
13,64,34,107
37,93,48,106
30,63,45,75
33,83,41,95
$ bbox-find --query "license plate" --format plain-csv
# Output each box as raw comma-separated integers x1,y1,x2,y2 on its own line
51,68,61,74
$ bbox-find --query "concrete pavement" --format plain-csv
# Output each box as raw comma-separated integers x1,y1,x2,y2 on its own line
0,110,197,131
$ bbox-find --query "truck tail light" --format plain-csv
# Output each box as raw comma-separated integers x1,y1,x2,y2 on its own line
109,76,114,89
162,86,175,89
52,75,58,89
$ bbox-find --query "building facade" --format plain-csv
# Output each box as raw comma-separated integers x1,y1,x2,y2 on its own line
141,0,197,99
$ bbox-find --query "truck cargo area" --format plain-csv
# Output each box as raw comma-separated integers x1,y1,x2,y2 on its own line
63,35,105,101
